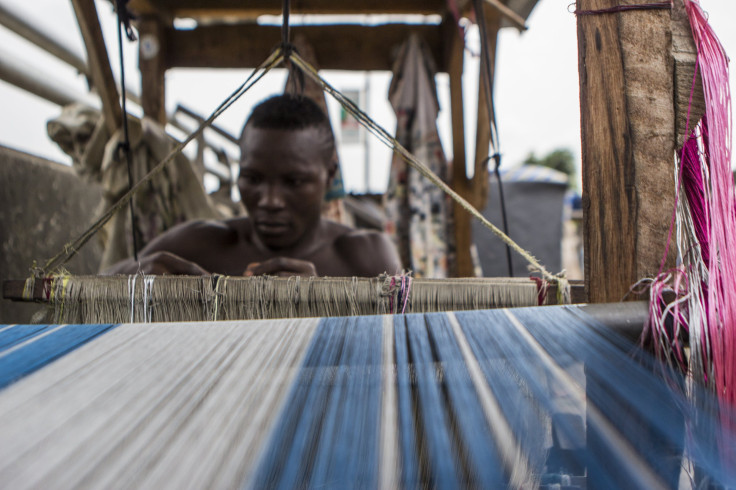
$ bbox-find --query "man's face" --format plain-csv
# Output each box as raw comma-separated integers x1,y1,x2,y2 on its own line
238,126,332,250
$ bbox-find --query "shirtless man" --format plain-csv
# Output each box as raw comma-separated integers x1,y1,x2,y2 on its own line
106,94,401,277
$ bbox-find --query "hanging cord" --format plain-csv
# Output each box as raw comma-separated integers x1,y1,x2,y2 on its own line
37,49,284,275
280,0,304,95
472,0,513,276
115,0,140,260
289,52,568,296
484,153,513,277
115,0,137,40
281,0,291,49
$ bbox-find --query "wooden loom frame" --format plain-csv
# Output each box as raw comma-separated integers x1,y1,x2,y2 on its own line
2,0,699,309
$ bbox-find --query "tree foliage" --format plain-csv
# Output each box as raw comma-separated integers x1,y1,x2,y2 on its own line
523,148,576,178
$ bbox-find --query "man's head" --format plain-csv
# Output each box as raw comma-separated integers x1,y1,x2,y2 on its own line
240,94,335,164
238,94,337,251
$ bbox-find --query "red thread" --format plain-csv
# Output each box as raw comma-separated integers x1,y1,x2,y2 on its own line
531,277,548,306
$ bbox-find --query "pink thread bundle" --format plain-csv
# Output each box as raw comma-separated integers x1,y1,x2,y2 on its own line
685,0,735,444
649,0,734,468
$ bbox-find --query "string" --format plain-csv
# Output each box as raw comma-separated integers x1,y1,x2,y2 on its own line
685,0,735,466
486,154,513,277
116,1,140,260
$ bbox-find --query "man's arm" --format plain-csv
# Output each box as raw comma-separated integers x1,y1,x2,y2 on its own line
102,220,215,275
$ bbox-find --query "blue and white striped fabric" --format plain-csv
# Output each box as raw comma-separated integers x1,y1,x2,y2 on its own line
0,323,118,390
0,307,733,489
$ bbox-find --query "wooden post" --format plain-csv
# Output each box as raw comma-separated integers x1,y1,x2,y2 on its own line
473,8,501,214
444,18,474,277
577,0,676,303
139,16,167,125
444,9,500,277
71,0,121,134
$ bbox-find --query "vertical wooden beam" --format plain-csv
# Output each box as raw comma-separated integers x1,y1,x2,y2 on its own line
139,16,167,125
577,0,676,303
473,9,501,212
445,18,474,277
71,0,121,134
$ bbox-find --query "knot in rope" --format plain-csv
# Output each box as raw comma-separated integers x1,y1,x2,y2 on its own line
115,0,137,41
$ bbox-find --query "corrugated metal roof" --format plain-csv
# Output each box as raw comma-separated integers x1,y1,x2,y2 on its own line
495,164,569,184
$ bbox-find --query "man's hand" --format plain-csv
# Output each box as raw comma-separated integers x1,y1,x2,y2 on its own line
106,251,210,275
244,257,317,277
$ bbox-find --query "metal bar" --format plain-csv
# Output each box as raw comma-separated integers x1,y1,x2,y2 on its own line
0,49,91,107
0,1,88,74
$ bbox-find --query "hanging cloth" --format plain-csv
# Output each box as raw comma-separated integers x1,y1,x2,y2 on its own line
385,34,450,278
97,117,221,270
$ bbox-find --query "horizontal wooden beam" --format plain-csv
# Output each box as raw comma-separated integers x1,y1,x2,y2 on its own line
166,23,445,72
131,0,447,18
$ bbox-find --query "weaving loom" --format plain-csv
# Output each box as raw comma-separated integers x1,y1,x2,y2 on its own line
1,304,733,489
3,2,735,488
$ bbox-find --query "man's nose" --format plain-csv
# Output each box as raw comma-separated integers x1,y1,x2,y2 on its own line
258,184,286,210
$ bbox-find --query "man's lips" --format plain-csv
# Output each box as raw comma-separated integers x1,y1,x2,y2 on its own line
255,220,290,234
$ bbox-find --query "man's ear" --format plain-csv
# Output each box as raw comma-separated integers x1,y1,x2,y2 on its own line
326,159,338,185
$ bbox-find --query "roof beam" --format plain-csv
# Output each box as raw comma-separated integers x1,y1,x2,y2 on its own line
131,0,447,18
71,0,121,134
166,23,444,72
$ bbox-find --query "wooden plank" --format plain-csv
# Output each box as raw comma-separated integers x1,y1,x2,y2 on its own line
165,23,444,72
130,0,447,18
139,16,167,124
577,0,676,303
71,0,121,135
483,0,527,31
3,279,50,302
472,7,501,212
672,0,704,146
3,278,587,304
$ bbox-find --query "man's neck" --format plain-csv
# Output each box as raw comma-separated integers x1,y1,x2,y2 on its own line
248,218,326,259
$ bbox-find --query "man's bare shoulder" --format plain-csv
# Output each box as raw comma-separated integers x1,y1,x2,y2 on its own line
144,218,245,253
330,222,402,276
324,221,387,245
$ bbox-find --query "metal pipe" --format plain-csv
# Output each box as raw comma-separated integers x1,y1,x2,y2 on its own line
579,301,650,342
0,0,88,74
0,49,92,107
0,1,144,107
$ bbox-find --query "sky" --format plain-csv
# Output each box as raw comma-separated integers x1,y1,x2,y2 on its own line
0,0,734,194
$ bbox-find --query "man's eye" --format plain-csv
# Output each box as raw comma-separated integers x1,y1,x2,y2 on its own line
287,178,305,186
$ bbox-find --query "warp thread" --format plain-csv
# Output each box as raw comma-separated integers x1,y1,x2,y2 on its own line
4,307,735,486
41,275,543,324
